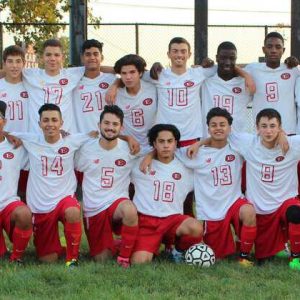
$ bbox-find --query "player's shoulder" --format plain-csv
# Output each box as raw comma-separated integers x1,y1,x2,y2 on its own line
140,79,156,91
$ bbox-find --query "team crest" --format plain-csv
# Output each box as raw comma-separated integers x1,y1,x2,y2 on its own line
93,159,100,164
143,98,153,106
58,147,70,154
232,87,242,94
0,92,7,98
184,81,194,87
20,91,29,98
99,82,109,89
225,154,235,162
276,156,285,162
3,152,14,159
172,172,182,180
206,158,211,163
281,73,291,80
78,85,84,90
149,170,156,176
59,78,68,85
115,159,126,166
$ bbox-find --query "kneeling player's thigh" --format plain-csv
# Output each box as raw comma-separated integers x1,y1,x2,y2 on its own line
175,217,202,237
112,198,137,222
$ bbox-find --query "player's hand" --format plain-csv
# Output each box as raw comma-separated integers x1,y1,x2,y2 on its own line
244,74,256,95
186,141,201,158
105,84,118,104
139,151,155,174
276,131,289,155
88,130,99,138
127,136,140,155
6,134,22,148
284,56,299,69
60,129,70,138
150,62,163,80
201,58,214,68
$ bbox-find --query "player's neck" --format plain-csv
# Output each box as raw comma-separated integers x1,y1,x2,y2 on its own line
5,75,22,84
156,154,174,164
261,139,276,149
85,69,101,79
99,138,118,150
210,139,228,149
266,60,281,69
44,134,61,144
171,65,187,75
126,82,141,96
217,70,235,81
45,69,60,76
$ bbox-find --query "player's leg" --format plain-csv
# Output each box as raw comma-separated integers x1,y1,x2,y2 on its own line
131,251,154,264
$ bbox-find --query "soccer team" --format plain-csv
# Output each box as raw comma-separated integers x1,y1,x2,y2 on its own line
1,31,300,270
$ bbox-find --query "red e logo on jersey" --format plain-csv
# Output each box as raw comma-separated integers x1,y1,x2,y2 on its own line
184,81,194,87
3,152,14,159
281,73,291,80
99,82,109,89
115,159,126,167
172,172,182,180
58,147,70,154
225,154,235,162
232,87,242,94
276,156,285,162
20,91,28,98
143,98,153,106
59,78,68,85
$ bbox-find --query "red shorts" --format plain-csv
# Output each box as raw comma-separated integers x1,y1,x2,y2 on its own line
204,198,250,259
83,198,128,257
32,195,80,258
134,213,189,254
75,170,83,186
0,200,26,256
255,197,300,259
18,170,29,200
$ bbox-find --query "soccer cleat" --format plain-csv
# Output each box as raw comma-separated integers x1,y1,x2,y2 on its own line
169,248,185,264
117,256,130,268
65,259,79,268
275,243,291,259
238,258,254,267
289,257,300,270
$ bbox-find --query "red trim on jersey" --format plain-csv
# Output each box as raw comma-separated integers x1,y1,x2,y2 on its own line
178,138,200,148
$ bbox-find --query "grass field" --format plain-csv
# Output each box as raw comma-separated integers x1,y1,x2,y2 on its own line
1,235,299,300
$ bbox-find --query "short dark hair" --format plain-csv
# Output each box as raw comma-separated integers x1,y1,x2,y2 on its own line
0,101,7,118
264,32,284,45
3,45,25,62
217,41,237,54
168,37,191,52
100,105,124,125
38,103,62,119
148,124,181,147
206,107,233,126
256,108,282,126
81,39,103,54
42,39,63,52
114,54,147,75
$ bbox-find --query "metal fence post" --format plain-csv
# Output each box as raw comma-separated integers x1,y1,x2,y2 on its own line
0,23,3,68
135,23,139,55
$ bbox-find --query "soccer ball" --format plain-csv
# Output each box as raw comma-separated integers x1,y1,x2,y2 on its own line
185,243,215,267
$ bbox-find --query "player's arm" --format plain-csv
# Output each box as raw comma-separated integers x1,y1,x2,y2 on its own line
139,150,156,174
100,65,115,74
119,135,140,155
275,129,289,155
186,138,211,158
3,132,23,148
105,78,123,104
149,62,163,80
235,66,256,94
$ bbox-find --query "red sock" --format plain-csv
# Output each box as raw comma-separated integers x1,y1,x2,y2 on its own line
176,235,202,251
119,224,138,258
64,222,82,261
289,223,300,256
240,225,256,255
10,227,32,261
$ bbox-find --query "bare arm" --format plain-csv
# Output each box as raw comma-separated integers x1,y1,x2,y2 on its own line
234,66,256,95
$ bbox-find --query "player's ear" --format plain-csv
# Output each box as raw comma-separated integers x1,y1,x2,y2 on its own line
262,46,266,55
167,51,171,59
282,47,286,54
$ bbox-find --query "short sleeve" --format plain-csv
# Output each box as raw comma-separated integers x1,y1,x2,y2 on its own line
228,132,254,156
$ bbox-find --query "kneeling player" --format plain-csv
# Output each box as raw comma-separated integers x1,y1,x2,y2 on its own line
0,101,32,263
131,124,202,264
75,105,138,268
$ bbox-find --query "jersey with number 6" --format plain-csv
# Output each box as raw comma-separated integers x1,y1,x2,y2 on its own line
13,132,90,213
0,79,29,132
22,67,85,133
73,73,116,133
229,133,300,214
176,145,244,221
131,157,193,217
75,138,136,217
244,63,300,134
116,80,157,156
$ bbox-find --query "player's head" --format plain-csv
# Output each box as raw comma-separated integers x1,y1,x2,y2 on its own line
3,45,25,81
206,107,232,141
168,37,191,68
42,39,64,75
216,41,237,77
99,105,124,141
263,32,285,65
0,101,7,132
81,39,103,71
114,54,146,89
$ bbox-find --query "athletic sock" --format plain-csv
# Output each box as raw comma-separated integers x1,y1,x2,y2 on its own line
119,224,138,258
289,223,300,256
240,225,256,256
10,227,32,261
176,235,202,252
64,222,82,261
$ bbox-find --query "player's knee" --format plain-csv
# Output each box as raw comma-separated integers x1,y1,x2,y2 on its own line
188,219,203,237
122,202,138,225
64,206,81,223
12,206,32,229
131,252,152,264
240,204,256,226
286,205,300,224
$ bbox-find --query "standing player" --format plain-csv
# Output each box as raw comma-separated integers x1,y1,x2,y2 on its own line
0,101,32,263
13,103,90,266
75,105,138,268
131,124,202,264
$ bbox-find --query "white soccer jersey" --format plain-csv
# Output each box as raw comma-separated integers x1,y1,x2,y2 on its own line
13,132,90,213
201,74,251,137
131,157,193,217
176,144,244,221
73,73,116,133
22,67,85,133
75,138,136,217
245,63,300,134
230,133,300,214
0,78,29,132
116,80,157,156
0,139,27,211
294,78,300,133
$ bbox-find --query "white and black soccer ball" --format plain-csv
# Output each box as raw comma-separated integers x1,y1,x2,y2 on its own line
185,243,215,267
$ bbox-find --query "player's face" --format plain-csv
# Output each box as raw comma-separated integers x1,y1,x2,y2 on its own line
256,117,281,145
81,47,103,71
99,113,122,141
120,65,141,89
39,110,63,139
3,55,24,81
167,43,191,68
216,49,237,76
208,116,231,141
153,130,177,162
263,37,285,63
42,46,64,74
